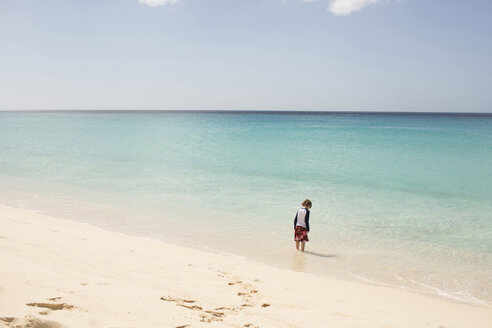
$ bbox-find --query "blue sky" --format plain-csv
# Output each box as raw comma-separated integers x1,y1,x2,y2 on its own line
0,0,491,112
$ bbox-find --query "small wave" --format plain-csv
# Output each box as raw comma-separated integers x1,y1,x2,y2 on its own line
350,273,397,288
351,273,490,307
407,278,489,307
201,246,247,260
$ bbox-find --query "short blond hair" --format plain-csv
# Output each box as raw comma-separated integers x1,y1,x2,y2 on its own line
302,199,312,208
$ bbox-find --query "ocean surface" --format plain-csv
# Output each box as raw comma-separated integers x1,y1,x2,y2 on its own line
1,111,491,306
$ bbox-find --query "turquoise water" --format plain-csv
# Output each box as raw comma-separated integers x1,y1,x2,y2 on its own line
1,111,491,306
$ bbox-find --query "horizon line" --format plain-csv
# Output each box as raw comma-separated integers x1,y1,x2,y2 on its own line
1,109,491,116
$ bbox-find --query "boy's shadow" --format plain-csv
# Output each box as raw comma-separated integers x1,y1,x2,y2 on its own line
303,251,337,258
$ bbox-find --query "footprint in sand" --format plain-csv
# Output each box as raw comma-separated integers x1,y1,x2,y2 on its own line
220,272,270,308
160,296,227,323
1,315,67,328
47,297,62,301
26,302,75,311
161,271,271,325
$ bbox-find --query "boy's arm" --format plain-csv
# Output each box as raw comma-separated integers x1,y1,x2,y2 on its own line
305,211,310,231
294,212,298,228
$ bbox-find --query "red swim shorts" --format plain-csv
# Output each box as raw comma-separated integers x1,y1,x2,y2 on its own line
294,226,309,242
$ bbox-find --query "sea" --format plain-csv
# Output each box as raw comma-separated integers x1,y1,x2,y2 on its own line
0,110,491,307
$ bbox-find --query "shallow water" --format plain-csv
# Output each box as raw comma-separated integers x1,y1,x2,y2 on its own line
1,111,491,306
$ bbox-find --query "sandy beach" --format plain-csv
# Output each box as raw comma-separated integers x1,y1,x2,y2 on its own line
0,203,490,328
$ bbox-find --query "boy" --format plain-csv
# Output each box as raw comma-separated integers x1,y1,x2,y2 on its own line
294,199,312,252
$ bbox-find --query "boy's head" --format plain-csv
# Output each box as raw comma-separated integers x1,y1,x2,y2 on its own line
302,199,312,209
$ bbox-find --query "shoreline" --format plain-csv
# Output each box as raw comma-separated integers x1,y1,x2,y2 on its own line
0,204,490,327
2,198,489,309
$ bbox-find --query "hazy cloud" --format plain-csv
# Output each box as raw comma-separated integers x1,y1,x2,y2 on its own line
328,0,384,15
139,0,393,15
138,0,180,7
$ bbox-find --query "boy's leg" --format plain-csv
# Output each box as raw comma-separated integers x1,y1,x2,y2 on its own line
296,241,300,250
301,241,305,252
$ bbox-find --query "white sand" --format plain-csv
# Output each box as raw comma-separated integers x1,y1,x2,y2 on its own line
0,204,490,328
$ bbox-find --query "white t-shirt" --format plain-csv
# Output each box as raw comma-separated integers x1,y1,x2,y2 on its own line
295,207,310,230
